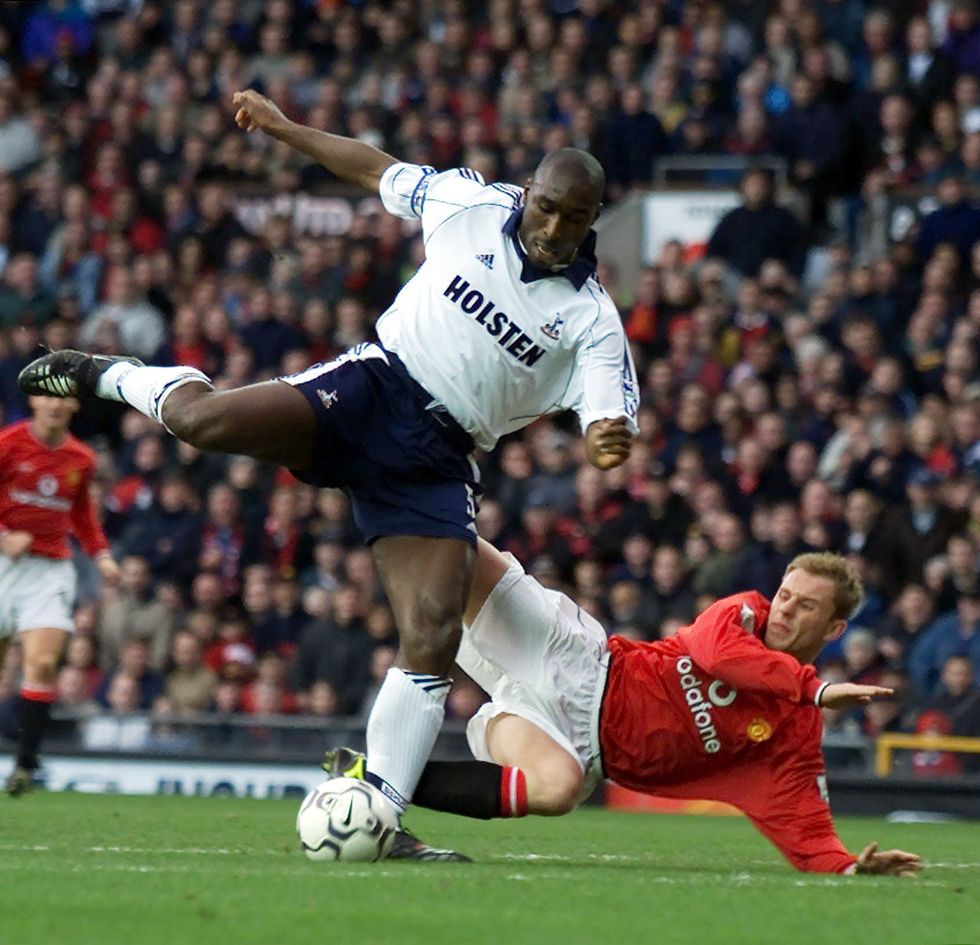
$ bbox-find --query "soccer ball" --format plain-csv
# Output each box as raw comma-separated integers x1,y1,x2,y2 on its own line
296,778,397,862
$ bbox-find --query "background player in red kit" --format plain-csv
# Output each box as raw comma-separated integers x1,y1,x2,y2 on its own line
328,540,922,876
0,396,119,795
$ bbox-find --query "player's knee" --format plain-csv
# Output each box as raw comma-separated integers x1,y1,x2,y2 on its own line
28,651,60,686
399,594,463,673
528,768,582,816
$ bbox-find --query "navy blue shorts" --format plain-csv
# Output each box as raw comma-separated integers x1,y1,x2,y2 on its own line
281,343,481,545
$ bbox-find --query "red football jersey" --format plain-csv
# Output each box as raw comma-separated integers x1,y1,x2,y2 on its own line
0,420,109,560
600,592,856,873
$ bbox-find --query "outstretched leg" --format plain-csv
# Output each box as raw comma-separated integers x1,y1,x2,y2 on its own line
325,711,583,820
18,350,317,471
158,382,316,470
360,535,475,814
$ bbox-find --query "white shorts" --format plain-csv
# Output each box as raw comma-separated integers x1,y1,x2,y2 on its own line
456,556,609,800
0,553,76,637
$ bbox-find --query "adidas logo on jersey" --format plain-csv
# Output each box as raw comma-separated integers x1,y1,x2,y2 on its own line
475,253,494,270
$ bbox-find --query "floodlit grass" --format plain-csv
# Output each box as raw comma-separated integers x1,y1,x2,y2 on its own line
0,793,977,945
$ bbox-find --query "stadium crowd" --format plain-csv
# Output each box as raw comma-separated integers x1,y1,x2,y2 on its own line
0,0,979,774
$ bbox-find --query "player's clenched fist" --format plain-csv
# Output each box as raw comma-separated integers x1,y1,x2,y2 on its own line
586,417,633,470
232,89,290,136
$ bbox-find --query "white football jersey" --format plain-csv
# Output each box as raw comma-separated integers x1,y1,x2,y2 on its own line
376,163,639,451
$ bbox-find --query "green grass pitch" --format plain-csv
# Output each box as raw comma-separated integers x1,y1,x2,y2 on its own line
1,793,977,945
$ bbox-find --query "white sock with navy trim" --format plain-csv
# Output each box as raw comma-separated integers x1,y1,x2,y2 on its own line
96,363,213,426
364,667,451,816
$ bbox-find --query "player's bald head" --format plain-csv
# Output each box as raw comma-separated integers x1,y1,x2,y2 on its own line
520,149,605,269
531,149,605,206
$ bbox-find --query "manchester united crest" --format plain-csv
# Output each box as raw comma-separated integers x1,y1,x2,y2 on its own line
746,718,773,743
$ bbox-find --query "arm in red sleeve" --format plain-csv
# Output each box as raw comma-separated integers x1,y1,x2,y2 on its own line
0,431,12,533
740,725,857,873
676,593,822,705
70,467,110,557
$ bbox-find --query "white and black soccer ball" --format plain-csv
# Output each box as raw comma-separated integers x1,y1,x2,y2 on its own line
296,778,398,862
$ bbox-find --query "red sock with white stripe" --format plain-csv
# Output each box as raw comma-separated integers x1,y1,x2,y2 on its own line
16,686,56,771
499,765,528,818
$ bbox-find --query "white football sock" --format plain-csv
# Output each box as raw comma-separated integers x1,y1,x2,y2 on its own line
365,667,451,815
96,363,213,426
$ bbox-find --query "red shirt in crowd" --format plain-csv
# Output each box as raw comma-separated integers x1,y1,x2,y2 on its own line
0,420,109,560
600,592,857,874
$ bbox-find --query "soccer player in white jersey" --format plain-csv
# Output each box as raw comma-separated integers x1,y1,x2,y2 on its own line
19,88,638,850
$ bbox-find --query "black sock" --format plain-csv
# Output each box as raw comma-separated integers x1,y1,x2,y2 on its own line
412,760,527,819
16,693,53,771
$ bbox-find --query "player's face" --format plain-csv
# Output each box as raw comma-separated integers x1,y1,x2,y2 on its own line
29,395,79,431
765,568,846,662
519,176,600,269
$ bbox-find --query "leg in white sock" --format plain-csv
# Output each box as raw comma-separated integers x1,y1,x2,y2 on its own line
365,668,451,815
96,363,213,426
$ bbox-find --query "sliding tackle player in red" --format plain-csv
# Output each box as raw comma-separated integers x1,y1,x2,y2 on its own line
329,541,922,875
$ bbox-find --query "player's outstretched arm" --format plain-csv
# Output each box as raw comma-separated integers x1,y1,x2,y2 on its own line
817,682,895,709
232,89,398,193
849,842,923,877
585,417,633,470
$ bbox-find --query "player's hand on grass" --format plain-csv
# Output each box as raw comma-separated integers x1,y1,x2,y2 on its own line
95,553,121,586
586,417,633,470
853,842,923,878
818,682,894,710
232,89,290,137
0,530,33,559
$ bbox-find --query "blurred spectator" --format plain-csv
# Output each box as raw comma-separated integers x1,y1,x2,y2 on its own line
161,630,217,716
240,652,296,715
916,171,980,263
693,513,746,598
909,592,980,699
117,469,201,584
876,583,938,670
928,654,980,741
942,0,980,75
732,501,811,597
63,634,103,700
505,490,574,581
204,612,257,684
706,168,808,277
841,626,884,685
771,72,844,225
56,665,99,715
288,583,372,715
95,638,164,711
603,82,668,198
0,253,57,328
909,708,963,777
646,543,697,635
877,469,968,596
98,554,181,672
80,265,167,359
0,94,41,174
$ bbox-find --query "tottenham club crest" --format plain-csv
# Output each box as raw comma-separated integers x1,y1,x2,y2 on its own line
317,388,339,409
541,314,564,340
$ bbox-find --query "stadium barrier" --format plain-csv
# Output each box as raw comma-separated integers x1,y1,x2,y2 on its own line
5,711,978,815
874,733,980,778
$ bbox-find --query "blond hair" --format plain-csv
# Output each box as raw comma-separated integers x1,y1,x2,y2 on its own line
785,552,864,620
